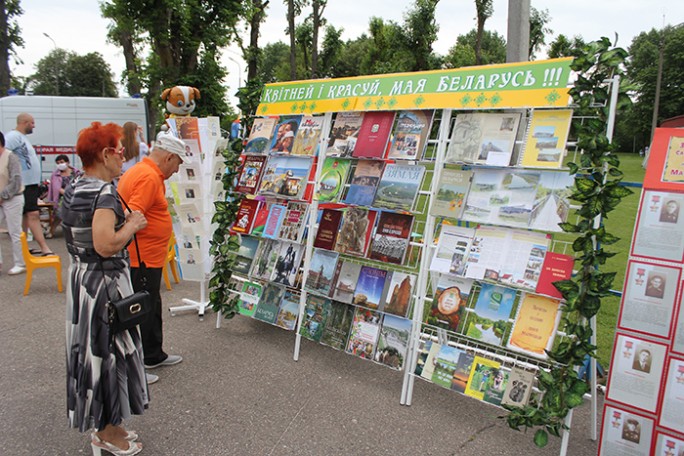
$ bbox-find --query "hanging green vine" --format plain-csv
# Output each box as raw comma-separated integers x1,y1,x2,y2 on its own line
210,78,265,318
505,38,632,447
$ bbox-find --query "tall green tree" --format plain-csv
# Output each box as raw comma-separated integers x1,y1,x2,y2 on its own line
445,29,506,68
548,34,586,58
310,0,326,78
529,7,552,59
0,0,24,95
474,0,493,65
403,0,441,71
101,0,242,131
30,49,117,97
615,25,684,152
231,0,269,83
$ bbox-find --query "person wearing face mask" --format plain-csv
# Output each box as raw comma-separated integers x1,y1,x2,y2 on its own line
48,154,82,205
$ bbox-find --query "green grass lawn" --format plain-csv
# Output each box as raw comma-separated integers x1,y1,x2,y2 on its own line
593,153,645,367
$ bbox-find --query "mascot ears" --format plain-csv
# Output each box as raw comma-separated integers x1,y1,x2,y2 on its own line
161,85,201,116
161,85,201,102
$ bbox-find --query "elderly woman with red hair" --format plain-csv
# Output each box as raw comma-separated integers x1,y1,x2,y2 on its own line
60,122,148,456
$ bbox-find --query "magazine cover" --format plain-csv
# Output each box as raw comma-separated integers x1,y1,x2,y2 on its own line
233,235,260,275
237,281,262,317
254,283,286,324
387,109,435,160
299,295,332,342
326,111,364,157
482,368,510,406
368,211,414,265
250,238,280,280
420,341,443,380
463,283,516,346
382,271,416,318
316,157,352,203
313,208,343,250
501,366,535,407
292,115,324,156
430,168,473,220
352,111,395,159
269,116,302,154
258,155,313,200
374,315,412,370
430,345,463,389
275,290,300,331
519,109,572,168
344,159,385,207
352,266,389,311
464,356,502,401
320,301,355,350
277,201,310,243
236,155,267,194
507,293,561,359
425,274,474,332
345,307,382,360
245,117,277,154
304,249,340,296
335,207,377,257
332,260,363,303
232,198,262,235
269,241,305,287
372,163,426,211
446,112,521,165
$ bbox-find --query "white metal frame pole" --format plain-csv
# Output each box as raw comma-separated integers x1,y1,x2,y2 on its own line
293,112,334,361
401,108,452,405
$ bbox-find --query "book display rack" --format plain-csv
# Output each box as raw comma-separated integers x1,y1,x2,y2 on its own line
221,58,625,455
164,116,227,317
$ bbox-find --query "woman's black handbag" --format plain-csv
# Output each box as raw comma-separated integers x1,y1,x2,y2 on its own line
95,185,151,334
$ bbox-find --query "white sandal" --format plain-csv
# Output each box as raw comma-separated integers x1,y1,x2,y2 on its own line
91,434,142,456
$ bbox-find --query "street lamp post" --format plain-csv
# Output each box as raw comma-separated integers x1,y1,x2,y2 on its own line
43,32,59,96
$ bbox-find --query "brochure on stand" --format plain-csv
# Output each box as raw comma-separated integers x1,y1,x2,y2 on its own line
345,307,382,360
463,283,516,347
643,128,684,191
327,112,364,157
464,356,503,401
618,260,680,339
519,109,572,168
430,225,476,276
269,116,303,154
344,160,385,207
372,163,425,211
258,155,313,200
425,273,473,332
446,112,521,166
238,281,262,317
631,190,684,262
250,239,280,281
430,168,473,220
606,334,667,413
292,115,324,156
299,295,332,342
507,293,561,359
382,271,416,318
387,109,435,160
599,405,654,456
320,301,355,350
501,366,535,407
430,344,463,389
245,117,277,154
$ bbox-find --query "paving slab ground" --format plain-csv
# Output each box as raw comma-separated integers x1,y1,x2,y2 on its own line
0,233,601,455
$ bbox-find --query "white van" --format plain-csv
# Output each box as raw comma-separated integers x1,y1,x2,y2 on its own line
0,95,148,179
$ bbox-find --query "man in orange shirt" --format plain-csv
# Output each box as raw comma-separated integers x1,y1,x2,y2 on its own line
118,133,189,381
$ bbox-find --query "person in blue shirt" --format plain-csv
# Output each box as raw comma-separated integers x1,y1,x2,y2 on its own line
5,113,53,256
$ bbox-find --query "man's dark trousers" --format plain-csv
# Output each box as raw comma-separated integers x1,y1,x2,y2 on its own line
131,266,167,365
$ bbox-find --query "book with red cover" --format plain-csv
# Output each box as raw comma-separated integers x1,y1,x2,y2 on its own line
368,211,414,265
535,252,574,298
232,198,262,234
236,155,267,194
313,208,343,250
352,111,396,159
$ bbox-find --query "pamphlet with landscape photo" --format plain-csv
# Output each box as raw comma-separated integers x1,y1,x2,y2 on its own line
299,295,332,342
316,157,352,203
430,344,463,389
463,283,516,347
245,117,277,154
372,163,426,211
519,109,572,168
446,112,522,165
352,266,389,311
332,260,363,304
430,168,473,220
232,235,260,275
304,249,340,297
258,155,313,200
320,301,355,350
344,160,385,207
275,290,300,331
382,271,416,318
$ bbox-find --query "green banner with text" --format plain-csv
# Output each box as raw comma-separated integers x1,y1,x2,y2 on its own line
256,58,573,115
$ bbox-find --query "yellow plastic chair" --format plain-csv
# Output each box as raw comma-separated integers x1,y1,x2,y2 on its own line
20,232,63,296
162,233,180,290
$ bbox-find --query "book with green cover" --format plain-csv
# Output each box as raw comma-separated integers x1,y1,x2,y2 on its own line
320,301,355,350
237,281,262,317
372,163,426,211
254,283,286,324
299,295,332,342
316,157,351,203
430,168,473,220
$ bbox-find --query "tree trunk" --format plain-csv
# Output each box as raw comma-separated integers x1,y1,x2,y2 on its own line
475,18,485,65
311,0,324,78
116,29,142,96
0,0,11,95
247,0,269,82
287,0,296,80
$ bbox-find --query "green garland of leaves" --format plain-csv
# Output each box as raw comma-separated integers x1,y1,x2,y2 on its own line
210,79,265,318
505,38,632,447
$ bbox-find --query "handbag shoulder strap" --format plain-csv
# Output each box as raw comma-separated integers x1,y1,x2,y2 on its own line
93,182,146,267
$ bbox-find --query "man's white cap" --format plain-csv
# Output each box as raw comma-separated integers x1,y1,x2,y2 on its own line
155,132,190,164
